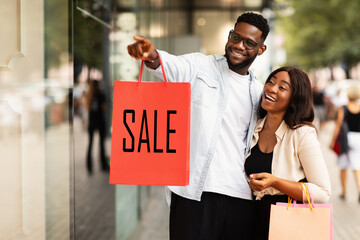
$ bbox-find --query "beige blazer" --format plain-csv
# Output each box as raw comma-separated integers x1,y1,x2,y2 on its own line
246,117,331,203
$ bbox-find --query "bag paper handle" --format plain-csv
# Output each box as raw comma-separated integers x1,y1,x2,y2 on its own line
287,182,314,211
138,52,168,85
301,183,314,211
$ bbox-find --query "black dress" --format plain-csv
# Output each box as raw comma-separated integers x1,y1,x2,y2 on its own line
245,143,288,240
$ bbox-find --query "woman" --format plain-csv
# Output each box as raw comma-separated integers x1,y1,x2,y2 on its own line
244,67,331,240
330,85,360,201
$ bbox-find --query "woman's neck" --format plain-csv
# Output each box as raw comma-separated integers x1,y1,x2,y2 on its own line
347,100,360,114
264,113,284,132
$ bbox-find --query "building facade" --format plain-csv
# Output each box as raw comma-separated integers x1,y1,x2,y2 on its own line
0,0,271,239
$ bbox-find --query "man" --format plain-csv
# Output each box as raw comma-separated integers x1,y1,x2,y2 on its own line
128,12,269,240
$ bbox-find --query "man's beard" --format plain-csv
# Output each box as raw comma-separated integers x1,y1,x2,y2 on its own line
224,47,258,70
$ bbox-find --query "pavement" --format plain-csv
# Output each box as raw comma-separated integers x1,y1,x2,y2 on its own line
319,122,360,240
70,116,360,240
130,186,169,240
73,118,116,240
129,121,360,240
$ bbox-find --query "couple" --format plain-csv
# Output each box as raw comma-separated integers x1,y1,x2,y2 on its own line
128,12,331,240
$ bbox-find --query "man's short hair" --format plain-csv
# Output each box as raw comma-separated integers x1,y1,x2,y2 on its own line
236,12,270,41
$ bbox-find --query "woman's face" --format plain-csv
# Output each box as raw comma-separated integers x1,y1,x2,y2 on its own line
261,71,293,116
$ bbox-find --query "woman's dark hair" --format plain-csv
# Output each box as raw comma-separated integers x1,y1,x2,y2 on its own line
258,66,315,129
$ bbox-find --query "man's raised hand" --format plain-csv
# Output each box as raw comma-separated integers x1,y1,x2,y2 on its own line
127,36,158,62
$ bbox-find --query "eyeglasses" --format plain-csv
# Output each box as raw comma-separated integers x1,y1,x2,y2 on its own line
228,30,263,50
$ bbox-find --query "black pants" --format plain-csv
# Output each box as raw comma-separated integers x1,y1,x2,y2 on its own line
86,122,107,171
170,192,255,240
253,195,288,240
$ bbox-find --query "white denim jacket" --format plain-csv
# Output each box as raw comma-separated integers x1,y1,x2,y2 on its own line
147,50,263,201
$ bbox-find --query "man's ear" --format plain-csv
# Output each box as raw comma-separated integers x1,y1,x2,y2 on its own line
258,44,267,56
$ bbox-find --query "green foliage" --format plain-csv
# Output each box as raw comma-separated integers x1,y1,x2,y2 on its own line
45,0,70,74
45,1,104,73
276,0,360,71
74,9,104,69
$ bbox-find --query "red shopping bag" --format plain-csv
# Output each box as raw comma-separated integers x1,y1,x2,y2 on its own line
109,56,191,186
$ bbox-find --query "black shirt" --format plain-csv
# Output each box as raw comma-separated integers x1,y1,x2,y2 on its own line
245,143,273,176
344,106,360,132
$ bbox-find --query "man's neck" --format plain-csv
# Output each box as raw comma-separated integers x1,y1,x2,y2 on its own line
229,66,249,76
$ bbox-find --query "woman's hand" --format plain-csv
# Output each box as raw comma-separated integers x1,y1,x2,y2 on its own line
249,173,277,191
249,173,305,201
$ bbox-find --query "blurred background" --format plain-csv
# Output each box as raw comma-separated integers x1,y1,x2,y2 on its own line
1,0,360,239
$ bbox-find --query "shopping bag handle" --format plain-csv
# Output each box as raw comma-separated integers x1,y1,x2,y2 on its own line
287,182,314,211
138,52,168,85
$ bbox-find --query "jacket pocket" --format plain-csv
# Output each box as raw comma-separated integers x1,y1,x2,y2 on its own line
191,74,219,107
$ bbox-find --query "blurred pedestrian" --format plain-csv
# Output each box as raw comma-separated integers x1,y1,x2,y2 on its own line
330,85,360,201
86,80,108,173
312,85,327,128
128,12,269,240
245,67,331,240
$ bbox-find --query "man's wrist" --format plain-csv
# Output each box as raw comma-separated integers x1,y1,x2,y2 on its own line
145,50,159,63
